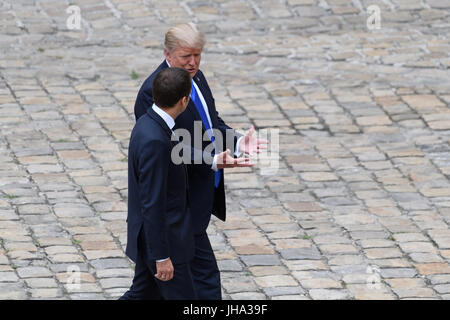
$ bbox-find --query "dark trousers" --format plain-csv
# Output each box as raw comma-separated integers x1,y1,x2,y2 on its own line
120,232,221,300
191,232,222,300
119,231,197,300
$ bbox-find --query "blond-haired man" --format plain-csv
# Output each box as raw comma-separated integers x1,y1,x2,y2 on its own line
133,23,267,300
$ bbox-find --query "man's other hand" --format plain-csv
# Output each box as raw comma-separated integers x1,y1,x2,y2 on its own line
239,125,269,156
216,149,254,169
155,258,174,281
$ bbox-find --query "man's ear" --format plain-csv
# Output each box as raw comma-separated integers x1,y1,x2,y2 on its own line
182,95,189,106
164,49,170,62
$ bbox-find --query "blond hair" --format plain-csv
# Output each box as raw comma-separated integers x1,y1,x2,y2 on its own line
164,23,205,53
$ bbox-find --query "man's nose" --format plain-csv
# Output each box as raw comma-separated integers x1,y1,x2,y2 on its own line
188,56,195,66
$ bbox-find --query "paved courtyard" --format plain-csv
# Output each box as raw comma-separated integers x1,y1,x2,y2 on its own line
1,0,450,300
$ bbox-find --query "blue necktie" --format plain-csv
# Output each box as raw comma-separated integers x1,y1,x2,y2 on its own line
190,82,222,188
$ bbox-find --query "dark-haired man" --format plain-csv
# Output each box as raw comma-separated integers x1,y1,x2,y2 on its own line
120,67,196,300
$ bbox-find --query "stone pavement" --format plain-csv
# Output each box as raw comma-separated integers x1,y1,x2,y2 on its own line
0,0,450,300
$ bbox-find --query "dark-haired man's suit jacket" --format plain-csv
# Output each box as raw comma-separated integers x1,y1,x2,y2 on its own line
134,61,241,299
126,106,194,264
124,106,195,299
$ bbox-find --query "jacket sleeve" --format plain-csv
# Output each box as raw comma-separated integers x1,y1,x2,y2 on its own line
137,140,170,261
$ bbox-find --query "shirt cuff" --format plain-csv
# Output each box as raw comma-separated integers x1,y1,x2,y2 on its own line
156,258,169,263
212,154,218,172
235,136,244,157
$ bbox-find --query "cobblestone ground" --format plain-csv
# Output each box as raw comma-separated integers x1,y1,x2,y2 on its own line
1,0,450,300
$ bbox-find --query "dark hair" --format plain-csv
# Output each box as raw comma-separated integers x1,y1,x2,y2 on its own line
152,67,191,109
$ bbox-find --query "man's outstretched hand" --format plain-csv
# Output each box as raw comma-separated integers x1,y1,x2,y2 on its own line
238,125,269,156
216,149,254,169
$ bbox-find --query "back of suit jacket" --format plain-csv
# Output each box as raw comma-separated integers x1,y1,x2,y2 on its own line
134,61,241,235
126,107,194,264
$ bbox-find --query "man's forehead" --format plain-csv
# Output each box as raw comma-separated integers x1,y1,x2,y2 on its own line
173,46,202,55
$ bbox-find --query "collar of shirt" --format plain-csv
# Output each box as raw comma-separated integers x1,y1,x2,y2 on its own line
152,103,175,131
